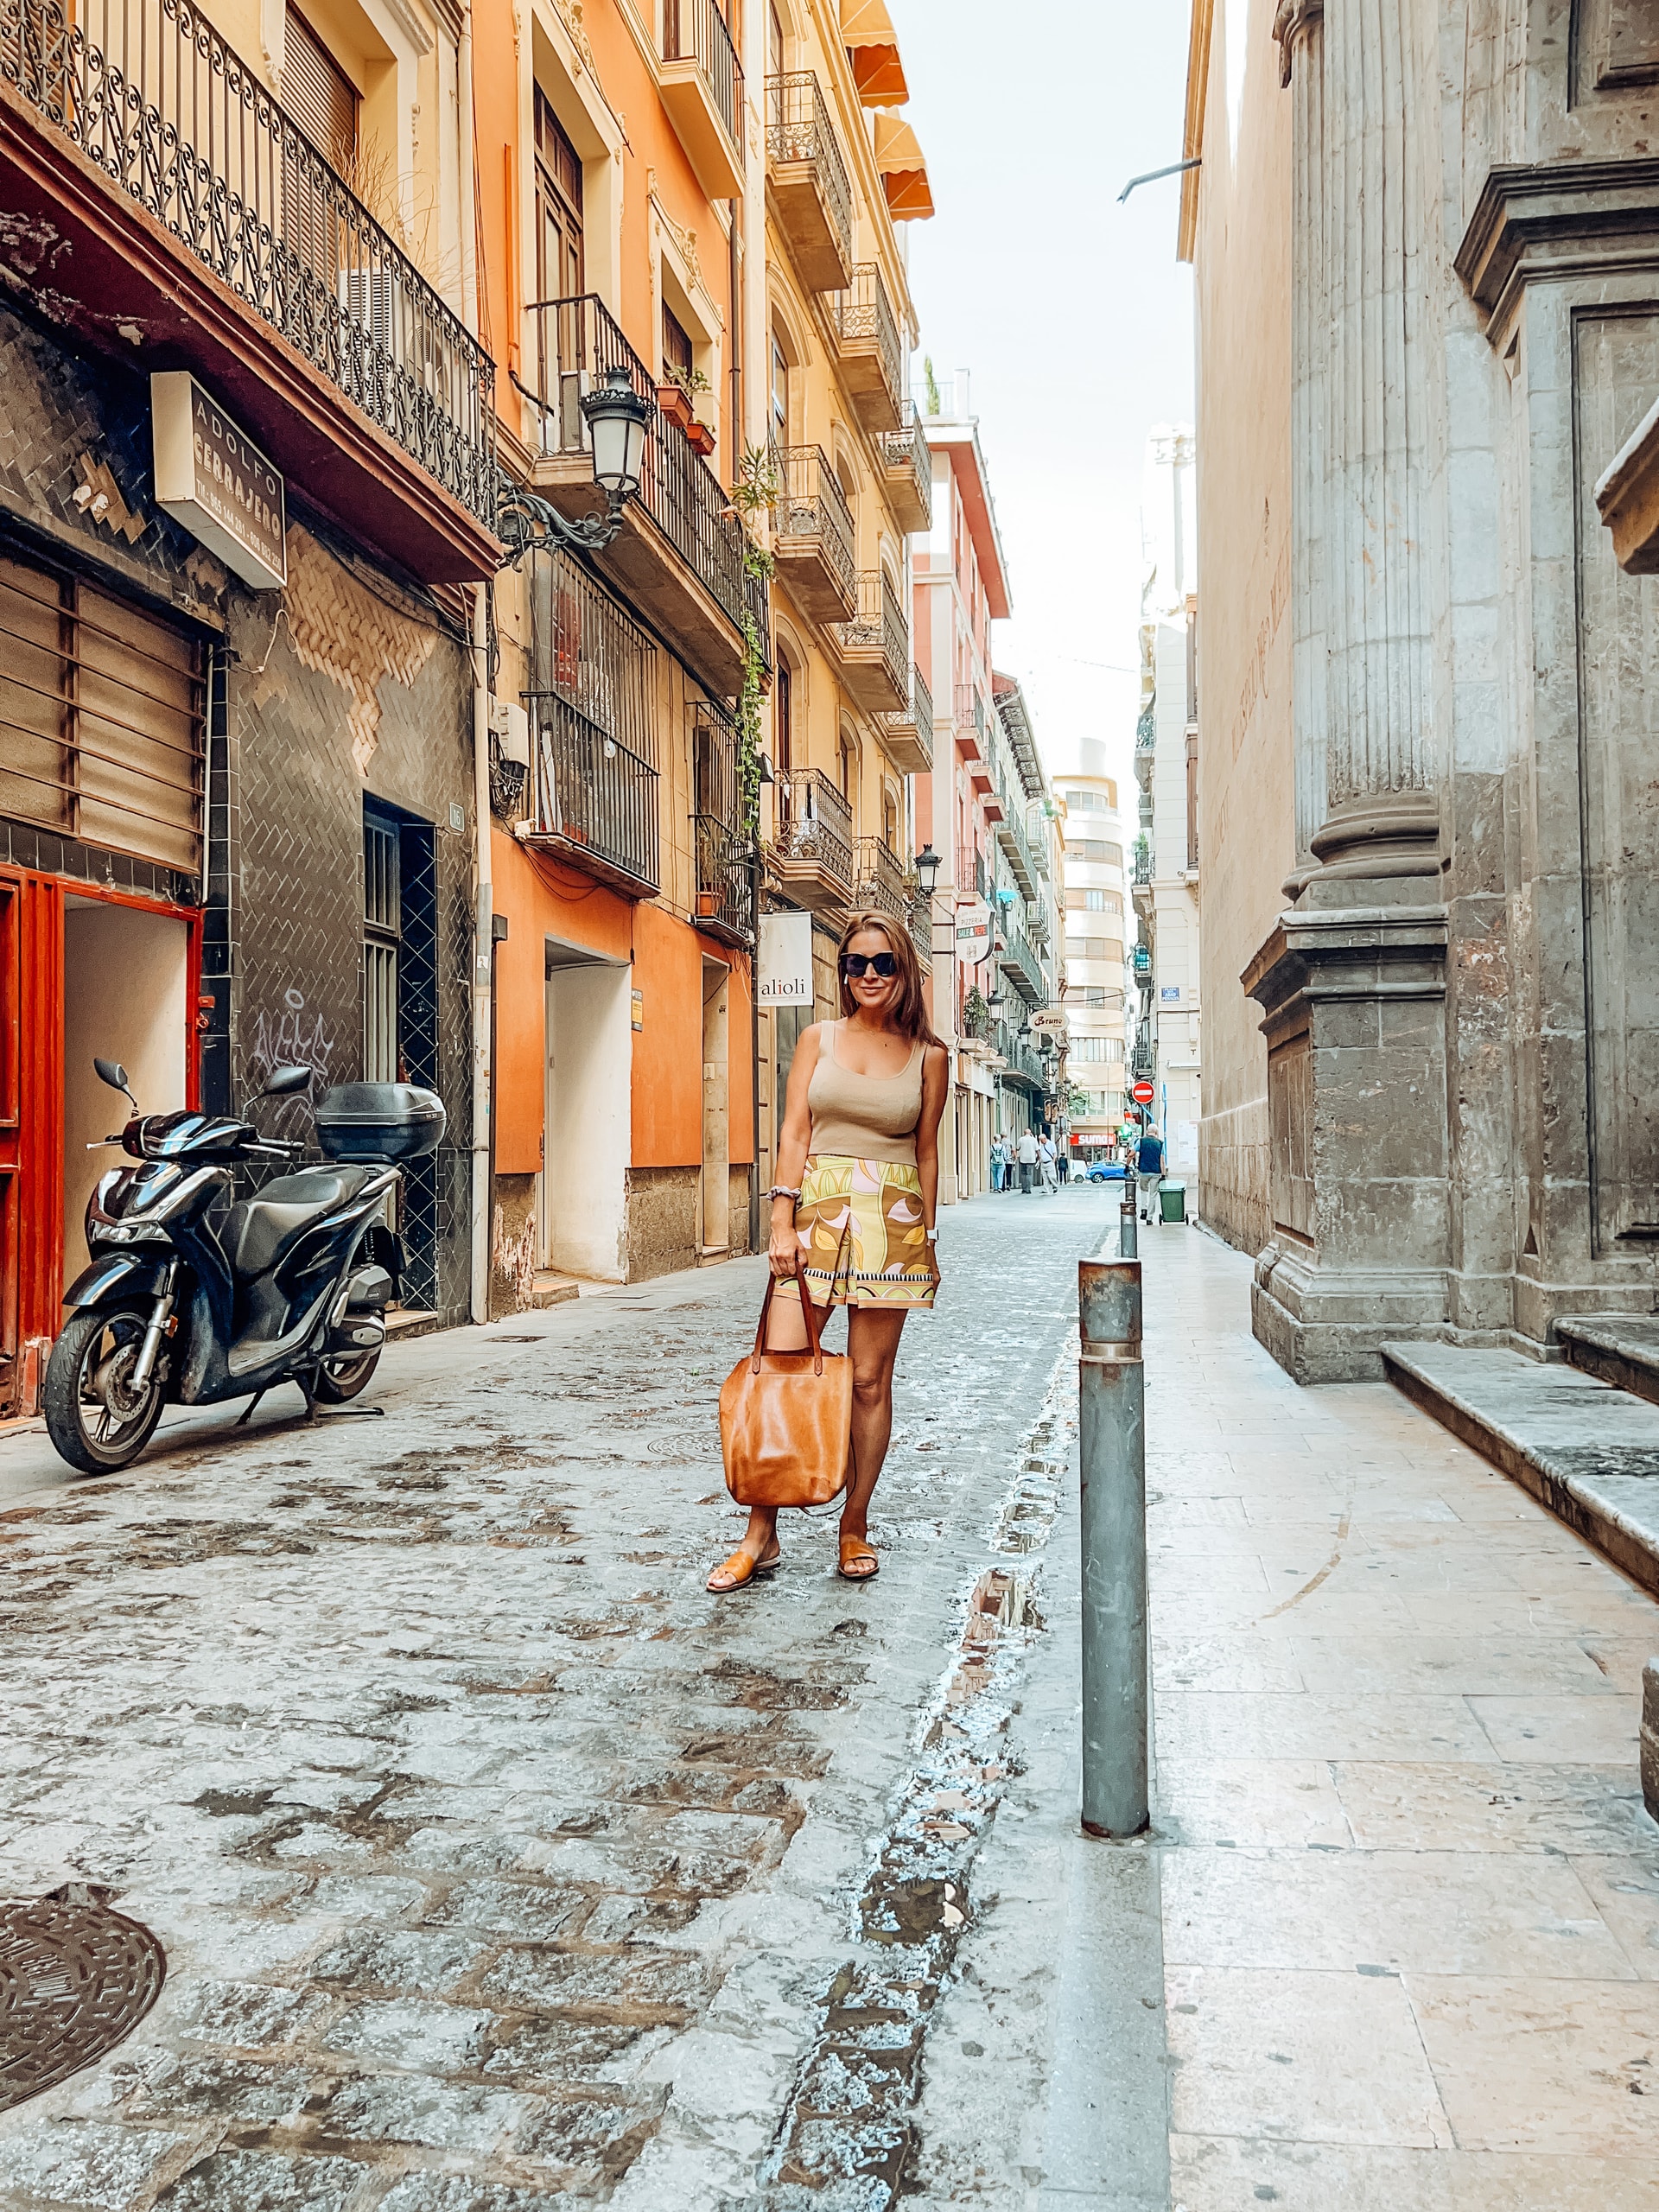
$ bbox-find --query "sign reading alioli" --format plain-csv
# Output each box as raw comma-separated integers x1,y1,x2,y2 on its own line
150,372,287,591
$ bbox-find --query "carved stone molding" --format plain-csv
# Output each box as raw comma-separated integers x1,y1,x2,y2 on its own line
1457,159,1659,338
1272,0,1323,88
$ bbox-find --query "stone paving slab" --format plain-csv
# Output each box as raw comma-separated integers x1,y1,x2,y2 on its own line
0,1188,1131,2210
1382,1341,1659,1598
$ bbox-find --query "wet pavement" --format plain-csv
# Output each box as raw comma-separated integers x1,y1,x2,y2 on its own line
0,1185,1119,2210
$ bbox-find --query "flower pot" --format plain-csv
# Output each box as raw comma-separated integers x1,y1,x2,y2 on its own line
657,382,694,431
696,891,720,918
685,418,716,457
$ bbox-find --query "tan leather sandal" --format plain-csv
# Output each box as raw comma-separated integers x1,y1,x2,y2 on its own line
706,1542,782,1594
837,1534,880,1582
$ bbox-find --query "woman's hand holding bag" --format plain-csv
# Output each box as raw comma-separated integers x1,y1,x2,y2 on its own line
719,1271,852,1509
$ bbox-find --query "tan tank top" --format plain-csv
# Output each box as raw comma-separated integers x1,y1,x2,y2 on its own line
806,1020,925,1165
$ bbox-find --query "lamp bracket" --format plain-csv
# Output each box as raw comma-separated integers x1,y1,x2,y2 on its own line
494,482,631,570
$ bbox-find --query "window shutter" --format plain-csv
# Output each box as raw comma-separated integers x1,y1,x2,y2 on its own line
282,5,358,166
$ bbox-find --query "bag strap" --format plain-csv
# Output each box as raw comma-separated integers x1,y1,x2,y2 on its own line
750,1218,849,1375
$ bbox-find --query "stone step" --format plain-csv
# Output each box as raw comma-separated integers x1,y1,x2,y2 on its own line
1381,1340,1659,1599
1556,1313,1659,1409
384,1306,441,1342
529,1271,580,1309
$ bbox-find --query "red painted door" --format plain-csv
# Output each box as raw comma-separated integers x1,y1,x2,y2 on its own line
0,870,63,1419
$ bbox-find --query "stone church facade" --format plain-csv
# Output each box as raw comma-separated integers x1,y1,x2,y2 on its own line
1185,0,1659,1377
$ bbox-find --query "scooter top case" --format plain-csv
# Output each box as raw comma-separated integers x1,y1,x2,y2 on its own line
315,1084,447,1165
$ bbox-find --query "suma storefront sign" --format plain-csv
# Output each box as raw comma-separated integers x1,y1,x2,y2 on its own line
150,373,287,591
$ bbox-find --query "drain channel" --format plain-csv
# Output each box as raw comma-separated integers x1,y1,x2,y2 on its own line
760,1350,1074,2207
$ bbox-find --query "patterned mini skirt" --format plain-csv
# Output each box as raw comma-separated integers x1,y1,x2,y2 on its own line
787,1154,937,1311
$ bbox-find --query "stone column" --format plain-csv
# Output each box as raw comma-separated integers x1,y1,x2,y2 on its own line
1249,0,1451,1380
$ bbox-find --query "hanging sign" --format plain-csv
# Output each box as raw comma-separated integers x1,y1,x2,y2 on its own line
150,372,287,590
954,895,992,957
758,911,814,1007
1028,1008,1067,1039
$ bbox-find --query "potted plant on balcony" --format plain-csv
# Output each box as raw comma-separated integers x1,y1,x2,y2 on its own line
658,362,711,442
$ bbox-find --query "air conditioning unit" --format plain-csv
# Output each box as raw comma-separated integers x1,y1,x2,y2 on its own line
490,697,531,766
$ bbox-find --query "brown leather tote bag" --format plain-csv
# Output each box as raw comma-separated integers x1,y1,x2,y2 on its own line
719,1270,852,1508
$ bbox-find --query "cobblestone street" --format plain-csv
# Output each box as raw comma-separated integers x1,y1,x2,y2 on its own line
0,1189,1116,2211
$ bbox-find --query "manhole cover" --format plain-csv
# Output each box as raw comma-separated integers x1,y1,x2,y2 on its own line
0,1899,166,2111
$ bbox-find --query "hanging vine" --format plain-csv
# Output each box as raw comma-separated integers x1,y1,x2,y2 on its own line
729,443,781,842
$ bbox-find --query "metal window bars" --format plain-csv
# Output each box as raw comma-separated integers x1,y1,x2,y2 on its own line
664,0,743,162
0,0,496,522
523,544,660,896
527,294,770,662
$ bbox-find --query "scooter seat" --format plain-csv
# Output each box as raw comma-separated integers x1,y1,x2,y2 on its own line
226,1166,383,1280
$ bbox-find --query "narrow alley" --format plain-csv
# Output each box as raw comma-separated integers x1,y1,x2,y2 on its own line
3,1198,1656,2207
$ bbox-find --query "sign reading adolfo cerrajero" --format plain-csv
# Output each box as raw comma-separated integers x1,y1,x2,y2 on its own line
150,372,287,591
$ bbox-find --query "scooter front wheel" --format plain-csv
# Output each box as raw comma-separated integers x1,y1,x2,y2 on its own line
314,1349,381,1403
42,1306,168,1476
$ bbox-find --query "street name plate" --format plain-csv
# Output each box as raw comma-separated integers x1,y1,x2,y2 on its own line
150,372,287,590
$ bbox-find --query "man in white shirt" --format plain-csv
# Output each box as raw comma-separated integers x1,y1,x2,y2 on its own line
1016,1127,1039,1194
1039,1133,1058,1194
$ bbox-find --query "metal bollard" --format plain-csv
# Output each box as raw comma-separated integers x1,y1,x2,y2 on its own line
1077,1259,1149,1839
1119,1198,1138,1258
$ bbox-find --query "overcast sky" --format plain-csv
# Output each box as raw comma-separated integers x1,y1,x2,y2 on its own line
888,0,1195,795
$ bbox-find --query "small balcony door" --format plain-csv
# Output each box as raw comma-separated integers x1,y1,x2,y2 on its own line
536,92,584,306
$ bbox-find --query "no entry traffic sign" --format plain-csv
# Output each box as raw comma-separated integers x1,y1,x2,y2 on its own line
1131,1077,1155,1106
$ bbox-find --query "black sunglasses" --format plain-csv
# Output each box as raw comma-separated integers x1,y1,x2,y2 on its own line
840,951,899,979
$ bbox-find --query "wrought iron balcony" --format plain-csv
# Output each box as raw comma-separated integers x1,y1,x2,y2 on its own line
853,836,911,923
528,294,769,697
996,921,1047,1006
767,767,854,913
832,263,902,432
1133,846,1152,886
770,444,856,622
991,1021,1047,1094
953,684,987,747
766,72,852,293
907,890,934,962
0,0,497,577
662,0,744,200
692,701,753,944
832,570,909,714
878,406,931,536
520,546,659,898
876,664,932,776
995,797,1043,900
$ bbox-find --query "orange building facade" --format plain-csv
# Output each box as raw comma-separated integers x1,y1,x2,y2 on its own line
474,0,769,1297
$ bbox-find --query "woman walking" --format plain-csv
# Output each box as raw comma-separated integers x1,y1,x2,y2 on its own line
707,912,948,1592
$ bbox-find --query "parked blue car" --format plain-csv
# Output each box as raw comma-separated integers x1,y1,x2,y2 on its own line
1085,1161,1127,1183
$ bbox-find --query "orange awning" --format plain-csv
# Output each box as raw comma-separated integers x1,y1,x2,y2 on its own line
874,111,934,221
841,0,909,105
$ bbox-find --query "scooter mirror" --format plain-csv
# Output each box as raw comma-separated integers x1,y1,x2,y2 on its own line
260,1065,313,1099
93,1058,130,1094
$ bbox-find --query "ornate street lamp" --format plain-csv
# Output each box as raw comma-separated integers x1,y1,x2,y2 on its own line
495,365,652,564
913,842,942,897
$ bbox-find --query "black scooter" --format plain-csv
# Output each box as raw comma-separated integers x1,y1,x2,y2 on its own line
43,1060,445,1476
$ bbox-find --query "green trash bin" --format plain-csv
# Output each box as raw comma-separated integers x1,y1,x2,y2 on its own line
1160,1180,1187,1224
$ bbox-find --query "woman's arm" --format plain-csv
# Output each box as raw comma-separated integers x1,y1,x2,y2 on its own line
914,1042,950,1281
767,1025,822,1279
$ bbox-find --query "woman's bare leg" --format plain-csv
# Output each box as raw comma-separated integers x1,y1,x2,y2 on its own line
839,1306,907,1570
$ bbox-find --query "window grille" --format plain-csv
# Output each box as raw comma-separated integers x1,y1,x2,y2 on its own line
363,806,400,1083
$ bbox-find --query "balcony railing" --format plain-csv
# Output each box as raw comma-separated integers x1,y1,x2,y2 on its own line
664,0,743,162
695,816,754,944
996,921,1046,1005
876,664,932,775
770,442,856,613
523,545,659,897
529,294,769,661
769,766,854,893
2,0,496,523
907,890,933,962
877,407,931,534
766,72,852,290
954,684,987,746
833,263,902,425
854,836,911,923
833,570,908,708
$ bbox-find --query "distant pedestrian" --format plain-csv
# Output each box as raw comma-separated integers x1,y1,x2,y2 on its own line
1039,1133,1058,1194
1016,1127,1039,1194
1136,1127,1166,1224
1057,1144,1071,1186
990,1134,1008,1194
